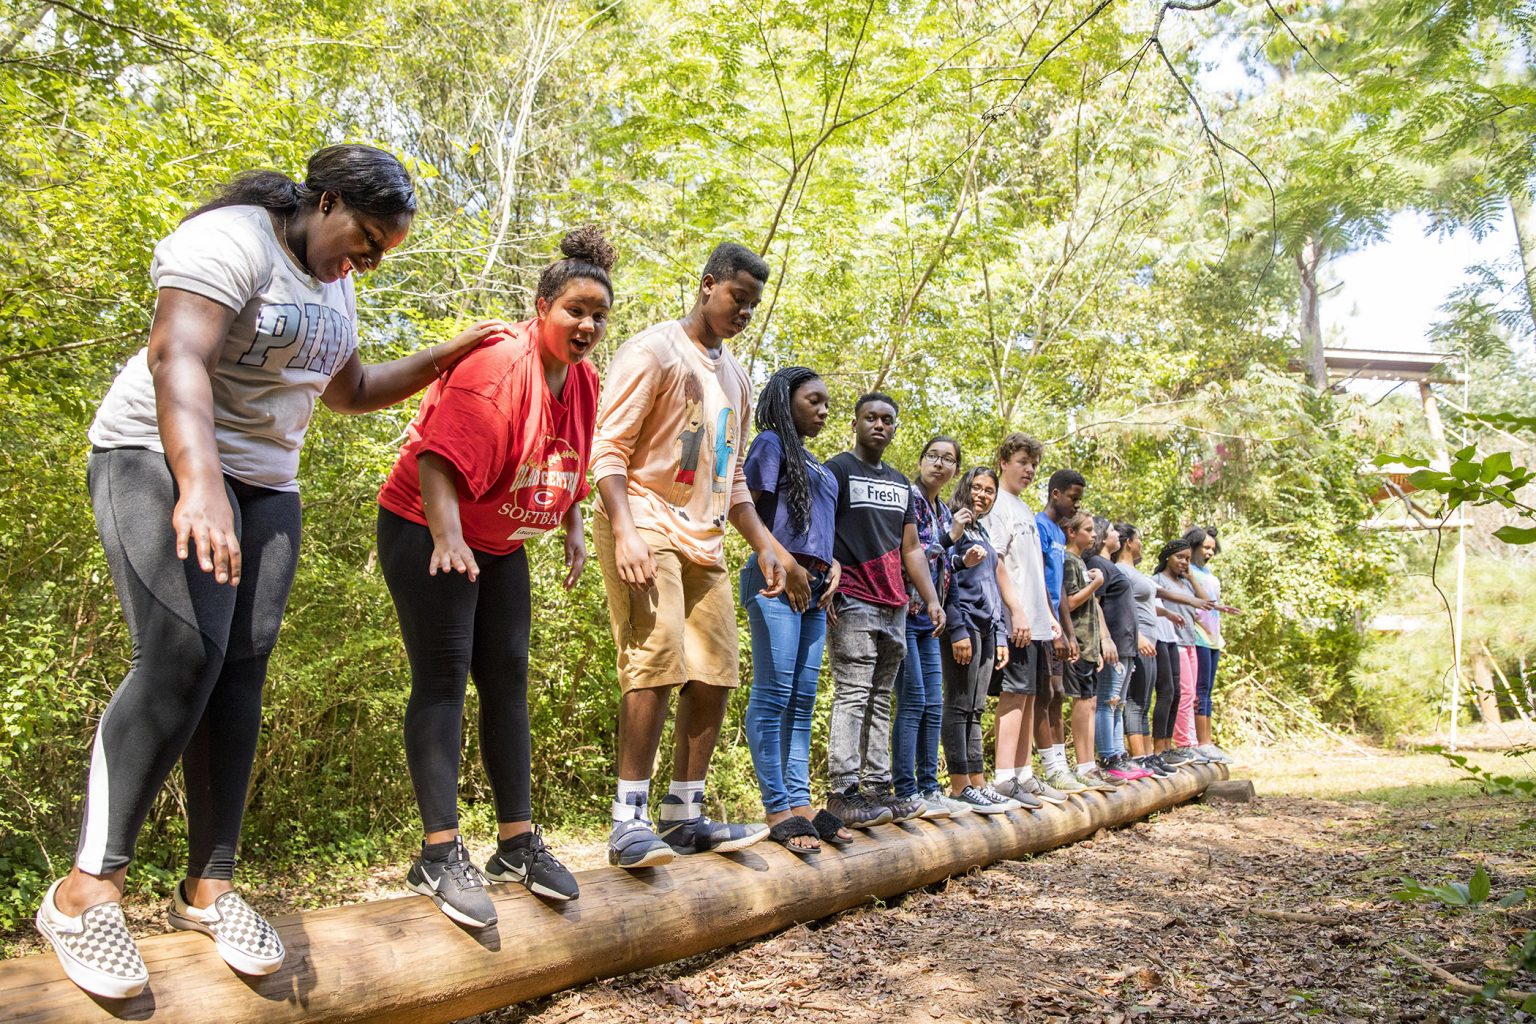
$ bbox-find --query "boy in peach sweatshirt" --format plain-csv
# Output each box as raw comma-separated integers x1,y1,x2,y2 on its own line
591,242,796,868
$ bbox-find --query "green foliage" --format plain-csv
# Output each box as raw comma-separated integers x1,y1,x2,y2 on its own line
1394,864,1496,908
1432,747,1536,801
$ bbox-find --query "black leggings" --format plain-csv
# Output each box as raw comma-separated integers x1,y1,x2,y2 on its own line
78,448,300,880
940,628,995,778
377,508,533,834
1152,641,1181,741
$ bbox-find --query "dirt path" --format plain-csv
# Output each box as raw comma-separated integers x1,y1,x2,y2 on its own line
478,792,1535,1024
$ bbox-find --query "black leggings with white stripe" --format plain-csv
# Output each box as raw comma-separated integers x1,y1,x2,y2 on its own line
77,447,300,880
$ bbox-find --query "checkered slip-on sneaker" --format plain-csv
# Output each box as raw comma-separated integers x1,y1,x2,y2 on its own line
168,885,284,975
35,877,148,999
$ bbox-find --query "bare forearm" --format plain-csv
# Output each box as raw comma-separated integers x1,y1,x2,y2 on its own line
596,474,638,536
340,349,442,414
727,500,776,554
152,352,225,496
417,453,465,542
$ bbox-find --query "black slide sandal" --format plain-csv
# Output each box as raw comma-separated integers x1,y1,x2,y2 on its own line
811,809,854,847
768,815,821,856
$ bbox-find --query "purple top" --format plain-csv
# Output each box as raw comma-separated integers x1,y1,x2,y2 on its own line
743,428,837,566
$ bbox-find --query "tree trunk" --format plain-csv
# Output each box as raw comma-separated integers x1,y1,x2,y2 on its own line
1509,194,1536,345
1472,655,1503,725
1296,236,1327,389
1,767,1226,1024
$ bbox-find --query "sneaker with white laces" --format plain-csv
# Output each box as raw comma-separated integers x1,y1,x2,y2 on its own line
484,827,579,902
1042,766,1088,794
1134,754,1175,778
35,878,149,999
407,837,497,928
953,786,1011,814
168,883,285,975
977,784,1021,810
1014,773,1069,806
993,778,1043,810
1197,743,1234,764
915,791,954,818
924,788,974,815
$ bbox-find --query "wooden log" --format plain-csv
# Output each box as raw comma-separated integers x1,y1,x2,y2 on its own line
1,764,1226,1024
1201,779,1256,803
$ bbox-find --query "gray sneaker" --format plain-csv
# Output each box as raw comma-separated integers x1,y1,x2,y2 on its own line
1073,766,1119,792
925,788,974,815
1014,773,1069,806
1042,766,1088,794
1197,744,1234,764
994,777,1043,810
916,791,954,818
1160,746,1198,767
407,837,497,928
871,786,926,823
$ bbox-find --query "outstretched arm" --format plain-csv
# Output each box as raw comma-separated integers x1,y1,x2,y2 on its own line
322,320,508,415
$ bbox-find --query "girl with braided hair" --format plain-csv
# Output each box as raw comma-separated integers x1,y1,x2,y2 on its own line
741,366,847,853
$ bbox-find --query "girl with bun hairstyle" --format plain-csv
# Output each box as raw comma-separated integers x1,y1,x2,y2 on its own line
376,227,617,925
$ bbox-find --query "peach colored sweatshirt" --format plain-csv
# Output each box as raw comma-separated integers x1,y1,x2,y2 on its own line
590,320,752,566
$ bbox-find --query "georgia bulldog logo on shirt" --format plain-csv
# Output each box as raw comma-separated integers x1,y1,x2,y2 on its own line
500,436,582,541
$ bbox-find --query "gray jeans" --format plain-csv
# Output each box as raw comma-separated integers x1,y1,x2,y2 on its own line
826,596,907,792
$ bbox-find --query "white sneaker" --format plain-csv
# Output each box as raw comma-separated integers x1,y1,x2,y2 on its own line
168,884,285,975
35,877,149,999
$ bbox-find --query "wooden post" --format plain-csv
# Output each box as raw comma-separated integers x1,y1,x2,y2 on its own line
0,766,1226,1024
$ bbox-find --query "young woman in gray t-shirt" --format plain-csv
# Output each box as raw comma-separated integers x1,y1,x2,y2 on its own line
39,145,503,999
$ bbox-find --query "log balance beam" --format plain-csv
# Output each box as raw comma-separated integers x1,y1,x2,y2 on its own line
2,764,1227,1024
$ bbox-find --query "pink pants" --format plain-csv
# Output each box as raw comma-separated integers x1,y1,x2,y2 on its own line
1174,644,1198,747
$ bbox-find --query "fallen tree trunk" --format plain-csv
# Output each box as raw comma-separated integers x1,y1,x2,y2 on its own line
1,764,1226,1024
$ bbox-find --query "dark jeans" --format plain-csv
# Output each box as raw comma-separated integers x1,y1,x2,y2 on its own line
1195,646,1221,717
940,629,995,778
378,508,533,833
77,448,300,880
892,626,942,798
741,555,828,813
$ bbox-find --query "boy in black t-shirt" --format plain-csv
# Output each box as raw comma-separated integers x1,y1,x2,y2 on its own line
824,393,945,828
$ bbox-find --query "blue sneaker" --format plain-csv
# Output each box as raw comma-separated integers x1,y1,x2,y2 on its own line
608,818,675,869
656,794,768,854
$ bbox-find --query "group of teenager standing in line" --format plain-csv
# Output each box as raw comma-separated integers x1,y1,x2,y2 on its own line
34,146,1237,1002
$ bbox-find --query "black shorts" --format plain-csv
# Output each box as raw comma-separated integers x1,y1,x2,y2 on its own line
990,640,1043,696
1064,658,1098,699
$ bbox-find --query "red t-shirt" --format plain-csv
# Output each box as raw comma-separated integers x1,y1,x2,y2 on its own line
378,319,598,555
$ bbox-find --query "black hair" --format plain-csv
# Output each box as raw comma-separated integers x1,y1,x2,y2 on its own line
1047,468,1086,496
1088,515,1112,560
753,366,823,537
914,435,962,479
185,144,416,223
1154,538,1193,577
949,466,999,515
1111,522,1138,563
702,242,770,285
854,392,899,418
537,225,617,305
1193,524,1222,555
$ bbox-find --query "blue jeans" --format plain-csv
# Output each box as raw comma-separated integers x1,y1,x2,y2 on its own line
1094,659,1129,758
1194,647,1220,718
742,556,827,814
892,626,942,798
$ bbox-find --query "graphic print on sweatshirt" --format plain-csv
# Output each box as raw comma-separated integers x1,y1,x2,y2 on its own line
669,373,737,530
237,303,353,375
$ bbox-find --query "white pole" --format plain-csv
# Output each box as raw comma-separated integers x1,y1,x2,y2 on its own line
1449,354,1470,751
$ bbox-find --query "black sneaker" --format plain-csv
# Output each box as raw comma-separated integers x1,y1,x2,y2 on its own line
484,827,579,902
1136,754,1175,778
407,837,497,928
1160,747,1198,767
954,786,1011,815
827,786,893,828
871,786,925,823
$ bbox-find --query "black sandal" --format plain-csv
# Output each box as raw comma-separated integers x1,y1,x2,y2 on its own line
768,815,821,856
811,809,854,847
